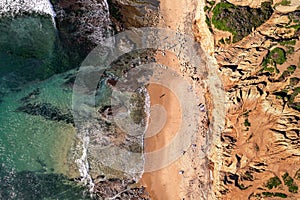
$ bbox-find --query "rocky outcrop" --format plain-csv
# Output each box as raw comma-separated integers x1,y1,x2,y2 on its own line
49,0,159,67
50,0,112,67
16,102,74,125
107,0,159,31
17,87,74,125
93,178,149,199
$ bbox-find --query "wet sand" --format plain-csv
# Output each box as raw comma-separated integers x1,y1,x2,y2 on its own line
144,84,181,153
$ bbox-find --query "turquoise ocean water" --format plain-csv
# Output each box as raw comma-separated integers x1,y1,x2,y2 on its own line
0,14,90,199
0,72,91,199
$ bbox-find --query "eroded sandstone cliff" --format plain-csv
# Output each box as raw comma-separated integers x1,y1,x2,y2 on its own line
194,0,300,199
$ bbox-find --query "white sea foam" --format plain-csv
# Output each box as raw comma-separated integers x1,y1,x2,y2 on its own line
75,136,95,192
140,86,151,179
0,0,56,24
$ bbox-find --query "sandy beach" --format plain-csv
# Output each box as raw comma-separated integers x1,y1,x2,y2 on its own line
141,83,183,200
139,0,210,199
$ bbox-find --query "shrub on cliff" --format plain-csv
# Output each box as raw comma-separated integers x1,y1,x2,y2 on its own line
212,1,273,42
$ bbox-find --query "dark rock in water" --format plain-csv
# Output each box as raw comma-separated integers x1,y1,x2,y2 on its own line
0,91,3,104
62,73,77,88
35,157,48,173
20,88,40,103
51,0,112,66
0,169,90,199
16,102,74,125
108,0,159,31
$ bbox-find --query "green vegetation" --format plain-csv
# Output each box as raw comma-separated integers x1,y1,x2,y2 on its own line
288,24,300,31
282,172,298,193
291,104,300,111
295,168,300,180
264,67,275,73
290,77,300,86
289,87,300,103
279,39,296,54
286,46,295,54
211,2,237,38
208,1,215,6
289,185,299,193
219,38,225,44
274,193,288,198
204,6,210,12
243,110,251,130
265,176,282,189
287,11,300,31
287,65,296,73
278,65,297,81
262,192,273,197
211,1,273,42
262,48,287,73
275,85,300,112
279,0,291,6
243,171,254,181
279,39,296,46
293,87,300,94
273,91,288,100
243,110,251,117
262,192,287,198
270,48,287,65
250,192,287,199
244,119,251,127
205,16,212,28
204,1,215,13
238,183,251,190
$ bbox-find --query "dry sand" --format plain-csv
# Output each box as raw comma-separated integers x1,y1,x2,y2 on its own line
141,83,183,200
144,84,181,153
140,78,209,199
139,0,210,199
